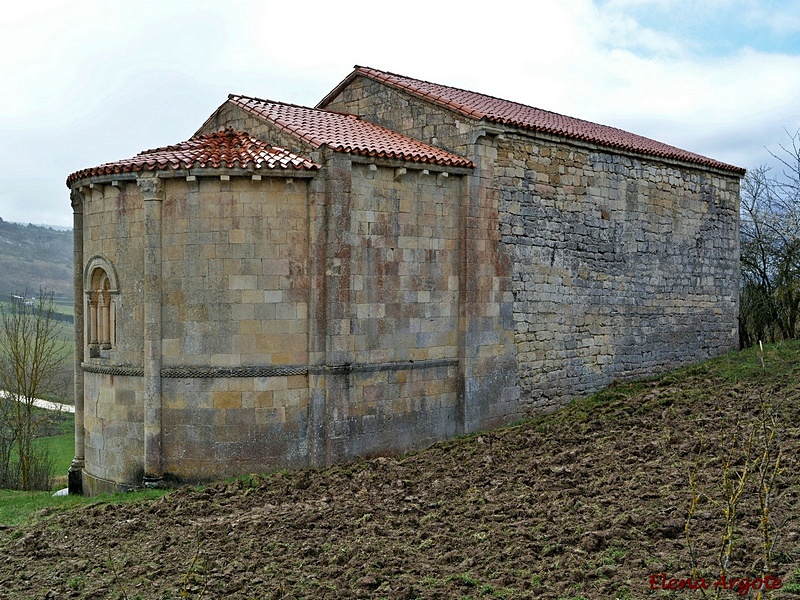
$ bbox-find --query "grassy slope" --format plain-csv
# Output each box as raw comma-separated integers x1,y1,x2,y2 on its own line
0,489,168,530
37,433,75,490
0,342,798,599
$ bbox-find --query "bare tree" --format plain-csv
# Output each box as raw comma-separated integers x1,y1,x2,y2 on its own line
739,130,800,347
0,289,67,490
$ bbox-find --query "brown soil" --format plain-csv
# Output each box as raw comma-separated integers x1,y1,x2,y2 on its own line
1,345,800,599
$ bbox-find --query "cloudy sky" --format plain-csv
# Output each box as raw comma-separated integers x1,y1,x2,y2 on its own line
1,0,799,228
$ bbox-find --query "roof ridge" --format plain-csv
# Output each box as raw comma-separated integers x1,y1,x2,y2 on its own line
353,66,640,132
227,94,475,169
347,66,745,175
352,66,531,122
354,65,562,116
229,93,361,117
66,128,319,187
134,128,270,157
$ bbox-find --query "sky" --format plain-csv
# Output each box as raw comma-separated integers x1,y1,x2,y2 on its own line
1,0,799,228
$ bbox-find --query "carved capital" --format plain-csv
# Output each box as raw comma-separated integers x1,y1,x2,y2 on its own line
70,188,85,212
137,175,164,201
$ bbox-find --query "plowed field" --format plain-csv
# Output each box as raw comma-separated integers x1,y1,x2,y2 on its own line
1,343,799,599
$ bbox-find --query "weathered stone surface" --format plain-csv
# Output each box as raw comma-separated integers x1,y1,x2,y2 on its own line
70,72,740,493
496,140,739,410
325,75,739,412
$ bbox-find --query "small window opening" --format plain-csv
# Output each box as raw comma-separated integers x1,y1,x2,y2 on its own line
88,268,115,356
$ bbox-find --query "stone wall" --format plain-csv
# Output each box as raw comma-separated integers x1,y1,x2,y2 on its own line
72,75,741,492
321,76,472,156
346,162,460,365
197,103,322,164
82,373,143,494
495,134,740,409
158,176,313,479
324,75,740,412
81,182,145,365
78,174,316,487
324,76,523,435
159,176,309,368
319,159,464,462
76,155,484,489
80,182,146,491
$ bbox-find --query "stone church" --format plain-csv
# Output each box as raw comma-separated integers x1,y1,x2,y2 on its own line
66,66,743,494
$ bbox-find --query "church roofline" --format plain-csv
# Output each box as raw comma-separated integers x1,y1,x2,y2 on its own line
66,129,318,188
320,65,746,177
221,94,475,169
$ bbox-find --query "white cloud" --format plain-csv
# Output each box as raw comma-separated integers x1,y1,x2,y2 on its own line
0,0,799,226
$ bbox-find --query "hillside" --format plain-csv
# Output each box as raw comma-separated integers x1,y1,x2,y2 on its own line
0,218,73,298
1,342,799,599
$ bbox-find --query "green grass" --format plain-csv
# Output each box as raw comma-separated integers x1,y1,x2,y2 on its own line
534,340,800,431
0,298,75,362
48,318,75,364
0,299,73,320
4,414,75,491
0,489,88,526
666,339,800,384
55,334,75,362
0,488,169,527
36,433,75,480
0,415,171,528
53,300,74,318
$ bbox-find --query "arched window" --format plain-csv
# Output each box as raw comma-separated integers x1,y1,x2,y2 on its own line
89,268,114,350
84,256,119,358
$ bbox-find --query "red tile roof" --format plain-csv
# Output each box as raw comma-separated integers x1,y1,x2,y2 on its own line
321,66,745,175
225,95,475,169
66,129,318,187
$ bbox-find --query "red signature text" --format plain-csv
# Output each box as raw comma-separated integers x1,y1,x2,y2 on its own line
649,572,783,596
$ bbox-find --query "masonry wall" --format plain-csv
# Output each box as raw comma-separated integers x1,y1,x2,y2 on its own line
495,134,740,410
75,77,740,492
82,373,143,494
77,158,480,490
158,176,312,479
323,76,523,432
346,163,460,365
324,76,741,413
314,158,465,462
321,76,473,156
196,104,321,164
80,182,146,490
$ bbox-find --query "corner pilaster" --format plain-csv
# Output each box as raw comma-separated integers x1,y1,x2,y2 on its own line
68,188,85,495
459,132,520,434
138,175,165,487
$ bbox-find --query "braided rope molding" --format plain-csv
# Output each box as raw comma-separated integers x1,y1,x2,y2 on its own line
82,357,459,379
311,357,459,374
161,365,308,378
82,363,144,377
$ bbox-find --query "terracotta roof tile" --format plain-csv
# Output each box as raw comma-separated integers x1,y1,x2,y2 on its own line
66,129,318,187
326,66,744,175
227,95,475,169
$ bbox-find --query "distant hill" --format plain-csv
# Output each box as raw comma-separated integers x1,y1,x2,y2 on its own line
0,218,73,300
